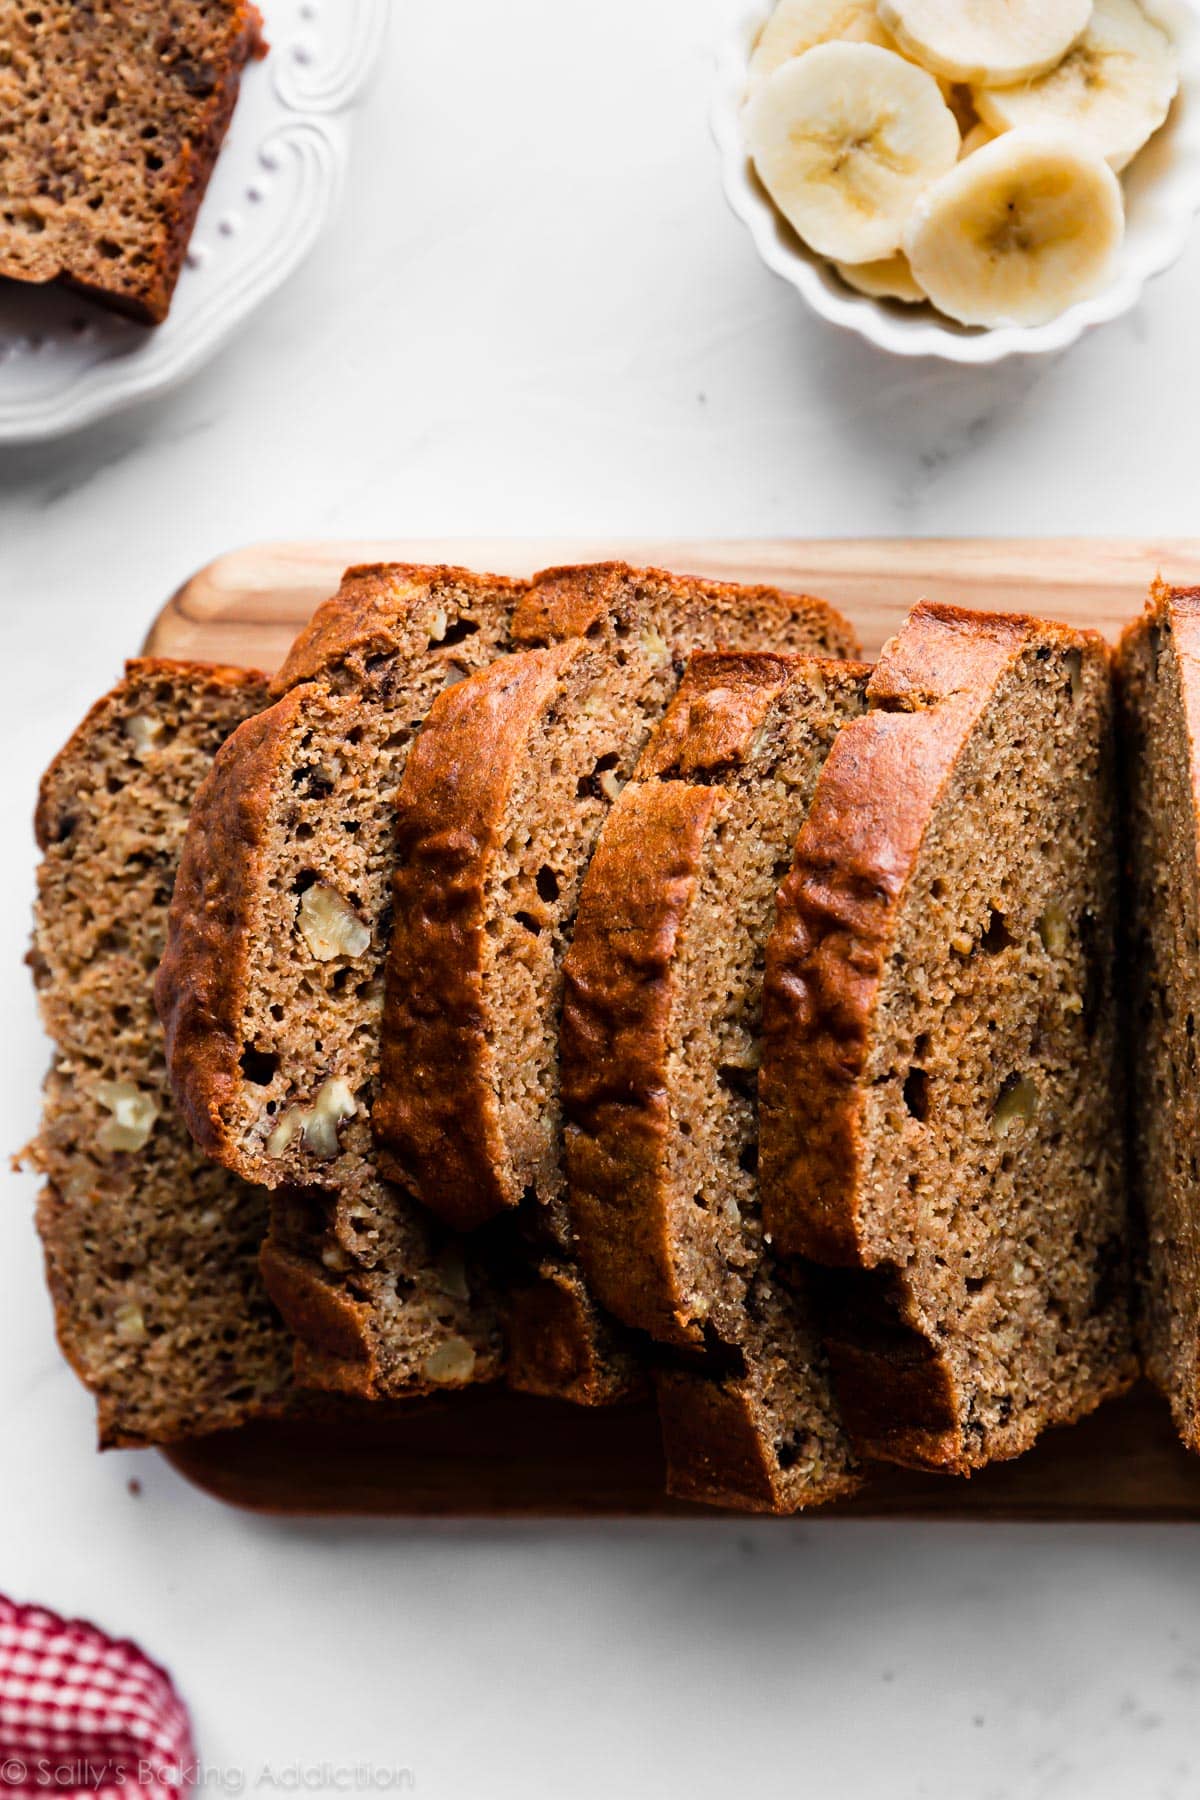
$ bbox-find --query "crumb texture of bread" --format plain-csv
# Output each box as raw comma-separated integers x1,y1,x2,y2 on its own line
759,603,1136,1475
0,1,262,323
562,652,868,1509
28,658,298,1448
1120,582,1200,1453
155,565,521,1399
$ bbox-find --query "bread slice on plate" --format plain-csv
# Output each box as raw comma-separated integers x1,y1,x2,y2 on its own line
156,564,524,1399
562,651,869,1509
0,2,263,323
374,564,858,1402
1119,581,1200,1453
28,659,297,1447
759,602,1136,1475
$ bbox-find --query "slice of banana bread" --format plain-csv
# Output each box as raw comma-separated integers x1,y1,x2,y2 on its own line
0,1,263,323
28,659,296,1448
156,565,522,1399
759,602,1136,1475
375,566,856,1406
562,652,868,1509
1119,581,1200,1453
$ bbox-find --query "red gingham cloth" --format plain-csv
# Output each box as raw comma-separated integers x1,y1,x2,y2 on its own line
0,1598,194,1800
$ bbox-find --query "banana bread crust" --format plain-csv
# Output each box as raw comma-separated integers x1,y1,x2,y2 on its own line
562,780,720,1343
508,561,858,659
271,563,527,697
655,1367,861,1515
155,683,308,1170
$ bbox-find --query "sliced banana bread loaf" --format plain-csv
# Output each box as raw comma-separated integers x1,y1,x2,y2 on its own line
156,564,524,1398
0,2,263,323
759,602,1136,1475
1119,581,1200,1453
562,652,868,1509
28,659,296,1447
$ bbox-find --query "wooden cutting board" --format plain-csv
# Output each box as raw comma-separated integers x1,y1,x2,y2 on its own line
148,538,1200,1520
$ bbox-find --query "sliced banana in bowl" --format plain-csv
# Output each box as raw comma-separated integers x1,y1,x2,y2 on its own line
747,0,897,89
834,252,928,301
974,0,1180,172
743,41,960,261
877,0,1093,86
903,130,1125,326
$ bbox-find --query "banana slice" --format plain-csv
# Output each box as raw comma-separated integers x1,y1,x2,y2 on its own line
835,253,928,301
745,42,961,263
903,130,1124,327
748,0,895,89
974,0,1178,173
877,0,1094,85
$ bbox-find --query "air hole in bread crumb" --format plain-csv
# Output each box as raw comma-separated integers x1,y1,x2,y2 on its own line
981,910,1014,953
240,1046,278,1086
903,1067,930,1123
440,617,481,649
536,866,559,904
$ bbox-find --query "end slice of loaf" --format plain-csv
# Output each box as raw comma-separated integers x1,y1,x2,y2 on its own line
374,567,855,1403
155,565,524,1399
562,652,867,1510
28,659,296,1447
1119,582,1200,1452
0,2,262,323
759,602,1136,1475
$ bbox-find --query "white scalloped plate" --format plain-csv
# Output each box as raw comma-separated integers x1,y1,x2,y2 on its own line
713,0,1200,363
0,0,387,443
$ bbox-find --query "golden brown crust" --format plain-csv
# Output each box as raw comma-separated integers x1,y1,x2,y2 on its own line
504,1260,647,1406
155,684,310,1171
635,651,800,777
563,782,720,1344
375,645,582,1229
258,1233,382,1395
511,563,860,659
271,563,526,697
759,604,1044,1266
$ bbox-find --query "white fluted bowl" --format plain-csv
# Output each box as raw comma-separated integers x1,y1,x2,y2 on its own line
713,0,1200,363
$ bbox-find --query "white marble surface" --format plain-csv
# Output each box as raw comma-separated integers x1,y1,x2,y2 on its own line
2,3,1200,1796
